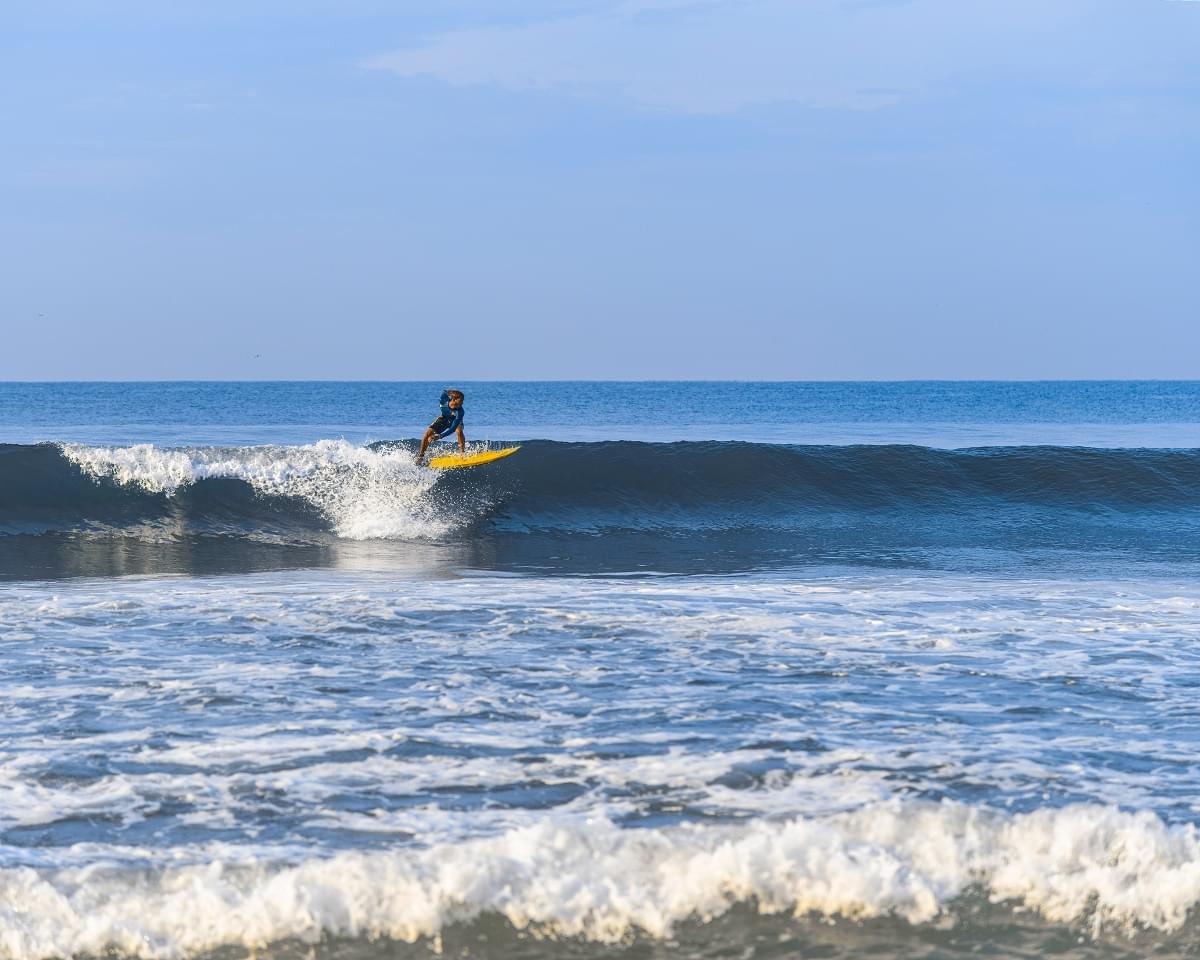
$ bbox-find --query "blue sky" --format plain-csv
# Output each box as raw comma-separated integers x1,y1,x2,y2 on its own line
2,0,1197,379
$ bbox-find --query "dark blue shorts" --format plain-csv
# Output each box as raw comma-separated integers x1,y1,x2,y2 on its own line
429,416,455,435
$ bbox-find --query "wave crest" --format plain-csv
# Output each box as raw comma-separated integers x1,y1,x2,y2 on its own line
60,440,456,540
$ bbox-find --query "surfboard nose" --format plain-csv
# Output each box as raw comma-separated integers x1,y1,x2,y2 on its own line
428,446,521,470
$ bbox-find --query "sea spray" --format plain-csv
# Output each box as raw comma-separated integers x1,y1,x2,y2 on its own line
60,440,462,540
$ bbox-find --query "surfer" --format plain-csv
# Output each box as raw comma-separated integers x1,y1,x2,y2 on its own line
416,389,466,464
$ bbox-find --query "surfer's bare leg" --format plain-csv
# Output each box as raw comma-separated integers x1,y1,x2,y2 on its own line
416,427,438,464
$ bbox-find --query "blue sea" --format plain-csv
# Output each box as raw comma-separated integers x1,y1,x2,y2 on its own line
3,381,1200,960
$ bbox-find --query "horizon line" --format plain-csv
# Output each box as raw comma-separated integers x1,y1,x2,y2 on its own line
4,378,1200,386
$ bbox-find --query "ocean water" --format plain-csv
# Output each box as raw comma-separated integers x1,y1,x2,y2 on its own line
2,381,1200,960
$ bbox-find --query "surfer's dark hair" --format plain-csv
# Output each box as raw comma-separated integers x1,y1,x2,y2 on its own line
447,389,465,401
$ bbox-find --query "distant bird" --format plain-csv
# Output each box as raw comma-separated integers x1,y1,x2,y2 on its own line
253,354,262,359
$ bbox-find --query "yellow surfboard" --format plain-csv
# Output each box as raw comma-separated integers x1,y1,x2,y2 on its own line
428,446,521,470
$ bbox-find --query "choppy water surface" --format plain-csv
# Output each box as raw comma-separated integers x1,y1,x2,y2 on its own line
5,571,1200,959
2,382,1200,959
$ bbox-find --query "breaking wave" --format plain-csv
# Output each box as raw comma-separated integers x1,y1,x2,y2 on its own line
3,802,1200,959
1,440,1199,545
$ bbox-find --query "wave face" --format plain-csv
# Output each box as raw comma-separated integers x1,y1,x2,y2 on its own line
485,439,1200,519
3,440,1200,576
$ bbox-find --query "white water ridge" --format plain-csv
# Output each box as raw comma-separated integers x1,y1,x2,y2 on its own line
60,440,472,540
3,802,1200,960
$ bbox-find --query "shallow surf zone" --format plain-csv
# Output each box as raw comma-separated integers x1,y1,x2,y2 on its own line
3,571,1200,958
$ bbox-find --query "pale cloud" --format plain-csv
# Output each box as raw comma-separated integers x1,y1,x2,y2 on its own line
363,0,1149,113
365,0,1200,114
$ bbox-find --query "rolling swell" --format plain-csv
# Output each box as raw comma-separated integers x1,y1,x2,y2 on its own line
482,440,1200,521
460,442,1200,574
3,441,1200,541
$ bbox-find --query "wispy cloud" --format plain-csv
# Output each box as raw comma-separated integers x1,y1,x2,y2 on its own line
362,0,1200,114
364,0,1133,113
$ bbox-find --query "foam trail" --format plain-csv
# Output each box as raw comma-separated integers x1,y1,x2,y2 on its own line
60,441,455,540
3,802,1200,959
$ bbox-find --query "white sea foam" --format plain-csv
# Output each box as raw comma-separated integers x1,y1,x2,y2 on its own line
6,572,1200,956
2,802,1200,959
4,572,1200,853
60,440,475,539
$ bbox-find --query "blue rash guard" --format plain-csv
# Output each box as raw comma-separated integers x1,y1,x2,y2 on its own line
431,391,464,438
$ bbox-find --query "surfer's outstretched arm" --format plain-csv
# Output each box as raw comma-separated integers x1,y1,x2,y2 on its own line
455,425,466,454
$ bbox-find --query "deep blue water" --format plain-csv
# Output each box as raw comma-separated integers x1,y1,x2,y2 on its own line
2,382,1200,960
3,379,1200,445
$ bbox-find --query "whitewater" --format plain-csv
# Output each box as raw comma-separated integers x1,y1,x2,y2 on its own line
3,381,1200,960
